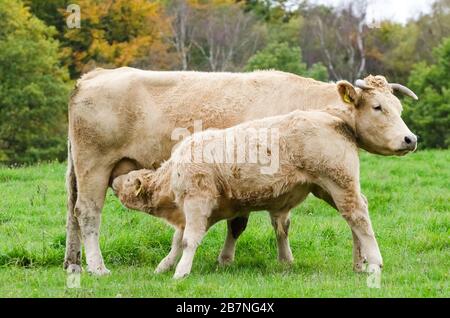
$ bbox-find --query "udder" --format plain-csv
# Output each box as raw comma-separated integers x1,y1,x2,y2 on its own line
109,158,143,187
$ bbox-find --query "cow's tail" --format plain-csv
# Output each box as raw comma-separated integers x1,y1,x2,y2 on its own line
66,139,77,215
63,139,79,270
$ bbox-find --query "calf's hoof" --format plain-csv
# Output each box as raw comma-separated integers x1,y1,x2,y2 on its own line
218,254,234,266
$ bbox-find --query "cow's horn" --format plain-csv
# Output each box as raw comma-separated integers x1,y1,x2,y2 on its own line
354,79,371,90
389,83,419,100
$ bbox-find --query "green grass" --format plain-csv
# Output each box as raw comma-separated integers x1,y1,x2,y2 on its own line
0,150,449,297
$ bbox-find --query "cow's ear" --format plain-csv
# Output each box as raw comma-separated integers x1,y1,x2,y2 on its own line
134,177,144,197
337,81,359,106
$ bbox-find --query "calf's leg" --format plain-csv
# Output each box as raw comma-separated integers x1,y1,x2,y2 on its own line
352,194,369,272
173,196,215,279
270,210,294,263
155,228,184,274
328,185,383,271
312,185,365,272
218,215,249,265
351,230,365,272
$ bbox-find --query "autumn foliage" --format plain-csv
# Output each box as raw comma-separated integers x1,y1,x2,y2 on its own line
0,0,449,163
62,0,170,75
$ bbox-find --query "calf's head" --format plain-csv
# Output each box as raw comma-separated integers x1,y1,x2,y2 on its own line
337,75,418,155
112,170,153,212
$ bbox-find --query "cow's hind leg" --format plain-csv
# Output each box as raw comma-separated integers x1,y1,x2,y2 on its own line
218,215,249,265
270,210,294,263
155,227,184,274
75,166,111,275
64,210,82,273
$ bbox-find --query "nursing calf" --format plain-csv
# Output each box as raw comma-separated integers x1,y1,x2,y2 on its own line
112,80,417,279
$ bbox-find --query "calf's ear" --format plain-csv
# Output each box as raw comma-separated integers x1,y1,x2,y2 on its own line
337,81,359,106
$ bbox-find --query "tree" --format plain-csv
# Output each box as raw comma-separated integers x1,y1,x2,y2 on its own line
362,0,450,84
364,21,420,84
245,42,328,81
164,0,199,70
62,0,171,76
412,0,450,64
307,62,329,82
242,0,293,22
191,0,266,71
23,0,68,34
404,37,450,149
299,0,368,82
0,0,70,164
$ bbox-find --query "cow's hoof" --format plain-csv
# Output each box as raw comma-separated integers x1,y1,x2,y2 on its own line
87,266,111,276
66,264,82,274
173,271,189,280
218,255,234,266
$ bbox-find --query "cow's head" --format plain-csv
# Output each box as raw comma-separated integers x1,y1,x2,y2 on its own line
337,75,418,156
112,169,156,213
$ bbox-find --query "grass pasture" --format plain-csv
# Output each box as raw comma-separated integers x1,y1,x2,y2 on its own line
0,150,448,297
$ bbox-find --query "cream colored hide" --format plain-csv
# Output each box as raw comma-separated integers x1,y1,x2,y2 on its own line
66,66,417,275
112,87,417,278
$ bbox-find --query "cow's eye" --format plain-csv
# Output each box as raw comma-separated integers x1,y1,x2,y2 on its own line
373,105,382,111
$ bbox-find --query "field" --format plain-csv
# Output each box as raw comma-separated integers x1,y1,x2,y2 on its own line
0,150,448,298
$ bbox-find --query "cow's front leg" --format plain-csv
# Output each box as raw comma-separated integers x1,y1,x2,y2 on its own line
75,168,110,275
173,196,215,279
218,215,249,265
331,187,383,271
270,210,294,263
155,228,184,274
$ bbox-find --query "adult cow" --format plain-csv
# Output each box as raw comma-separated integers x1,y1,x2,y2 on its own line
65,67,417,275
